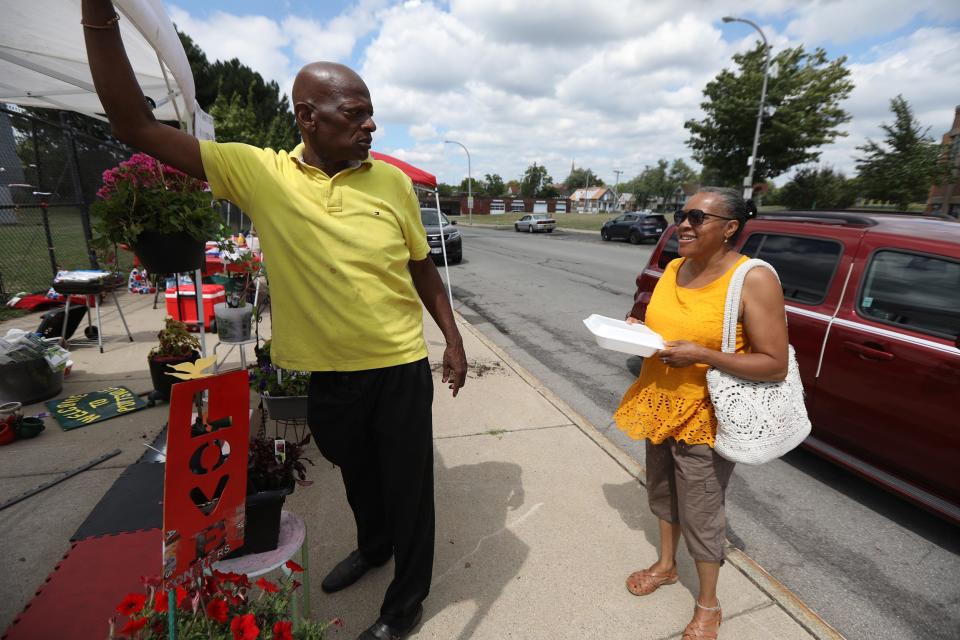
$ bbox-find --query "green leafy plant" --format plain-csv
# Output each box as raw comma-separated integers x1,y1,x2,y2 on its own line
248,358,309,398
91,153,222,249
247,433,314,494
149,317,201,359
215,229,260,308
110,567,339,639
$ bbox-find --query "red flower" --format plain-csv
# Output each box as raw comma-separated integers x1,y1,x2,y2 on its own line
206,598,229,624
118,617,149,635
116,593,147,616
284,560,304,573
272,621,293,640
255,577,280,593
153,590,167,613
230,613,260,640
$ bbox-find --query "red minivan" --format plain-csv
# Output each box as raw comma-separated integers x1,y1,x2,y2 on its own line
630,211,960,524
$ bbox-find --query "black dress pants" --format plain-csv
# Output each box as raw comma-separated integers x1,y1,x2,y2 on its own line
307,358,434,625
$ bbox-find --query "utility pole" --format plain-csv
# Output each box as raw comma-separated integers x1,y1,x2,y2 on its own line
723,16,771,200
613,169,623,211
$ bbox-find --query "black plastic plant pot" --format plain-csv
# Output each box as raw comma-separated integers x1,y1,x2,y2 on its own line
226,484,294,558
0,359,64,405
148,352,199,401
261,394,308,421
132,230,206,274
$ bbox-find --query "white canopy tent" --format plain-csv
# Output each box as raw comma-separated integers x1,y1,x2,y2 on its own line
0,0,211,135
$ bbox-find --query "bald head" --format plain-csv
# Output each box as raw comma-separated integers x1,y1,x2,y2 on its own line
292,62,369,106
291,62,376,173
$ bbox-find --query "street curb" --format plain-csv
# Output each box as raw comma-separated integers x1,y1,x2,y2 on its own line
453,309,846,640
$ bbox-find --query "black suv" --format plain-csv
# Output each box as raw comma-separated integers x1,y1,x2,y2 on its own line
421,208,462,264
601,211,668,244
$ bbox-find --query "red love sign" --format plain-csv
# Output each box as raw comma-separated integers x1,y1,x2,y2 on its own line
162,369,249,581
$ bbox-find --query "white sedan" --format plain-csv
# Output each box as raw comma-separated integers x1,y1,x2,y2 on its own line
514,214,557,233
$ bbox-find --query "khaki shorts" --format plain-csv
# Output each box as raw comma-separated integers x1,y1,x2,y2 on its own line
645,439,735,563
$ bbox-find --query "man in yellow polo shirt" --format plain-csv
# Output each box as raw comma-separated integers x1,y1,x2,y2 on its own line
82,2,467,638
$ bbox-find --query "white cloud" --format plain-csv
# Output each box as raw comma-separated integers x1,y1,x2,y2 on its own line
168,1,959,187
805,27,960,177
785,0,960,45
168,6,292,89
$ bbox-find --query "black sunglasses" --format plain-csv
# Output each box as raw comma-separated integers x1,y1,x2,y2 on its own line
674,209,735,226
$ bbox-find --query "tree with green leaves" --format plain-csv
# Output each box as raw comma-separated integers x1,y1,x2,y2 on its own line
563,167,604,191
177,30,298,151
521,163,552,197
436,183,456,197
855,95,948,209
685,44,853,186
483,173,505,197
780,166,856,210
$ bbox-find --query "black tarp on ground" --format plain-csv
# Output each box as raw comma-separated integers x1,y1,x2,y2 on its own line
71,462,164,541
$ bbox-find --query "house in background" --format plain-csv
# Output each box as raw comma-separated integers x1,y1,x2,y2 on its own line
570,186,615,213
926,105,960,219
618,192,636,211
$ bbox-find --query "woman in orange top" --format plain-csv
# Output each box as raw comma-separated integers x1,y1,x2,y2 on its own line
614,187,788,640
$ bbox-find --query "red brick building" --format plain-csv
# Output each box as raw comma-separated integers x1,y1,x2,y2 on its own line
926,105,960,219
423,195,572,215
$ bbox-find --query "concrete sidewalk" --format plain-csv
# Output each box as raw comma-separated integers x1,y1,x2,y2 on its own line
0,290,839,639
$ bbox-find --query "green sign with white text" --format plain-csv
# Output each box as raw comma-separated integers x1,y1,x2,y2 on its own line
46,386,146,430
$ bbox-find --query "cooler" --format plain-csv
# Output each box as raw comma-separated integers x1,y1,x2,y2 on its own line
165,284,225,330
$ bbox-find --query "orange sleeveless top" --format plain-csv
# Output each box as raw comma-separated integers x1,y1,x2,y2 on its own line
614,256,749,447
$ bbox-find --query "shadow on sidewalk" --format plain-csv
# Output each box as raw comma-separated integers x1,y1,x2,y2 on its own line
430,451,529,639
601,480,699,595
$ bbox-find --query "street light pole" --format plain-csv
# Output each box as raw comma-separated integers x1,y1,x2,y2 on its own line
444,140,472,223
723,16,771,200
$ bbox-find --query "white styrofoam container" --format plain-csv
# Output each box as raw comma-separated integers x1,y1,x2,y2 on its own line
582,314,665,357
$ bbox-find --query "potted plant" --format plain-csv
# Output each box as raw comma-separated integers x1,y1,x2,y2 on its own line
110,567,341,639
91,153,221,274
226,432,313,558
249,353,310,421
148,318,201,401
211,232,260,342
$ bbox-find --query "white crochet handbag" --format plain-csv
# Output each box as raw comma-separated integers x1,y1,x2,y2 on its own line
708,259,811,465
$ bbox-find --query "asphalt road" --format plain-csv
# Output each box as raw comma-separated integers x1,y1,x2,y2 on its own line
443,224,960,640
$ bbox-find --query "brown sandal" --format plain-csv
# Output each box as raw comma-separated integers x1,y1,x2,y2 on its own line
625,567,678,596
682,600,722,639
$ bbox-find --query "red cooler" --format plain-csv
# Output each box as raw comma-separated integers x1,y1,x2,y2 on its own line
164,284,225,330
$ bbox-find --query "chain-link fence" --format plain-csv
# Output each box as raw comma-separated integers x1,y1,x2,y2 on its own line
0,105,133,318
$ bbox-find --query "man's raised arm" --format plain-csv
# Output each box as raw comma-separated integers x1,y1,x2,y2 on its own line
82,0,204,179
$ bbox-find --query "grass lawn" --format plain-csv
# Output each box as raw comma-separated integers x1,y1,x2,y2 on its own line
460,212,617,232
0,206,134,320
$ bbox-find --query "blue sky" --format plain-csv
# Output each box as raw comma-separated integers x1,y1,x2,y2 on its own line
167,0,960,186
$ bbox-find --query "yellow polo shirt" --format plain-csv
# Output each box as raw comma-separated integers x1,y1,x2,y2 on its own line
199,141,430,371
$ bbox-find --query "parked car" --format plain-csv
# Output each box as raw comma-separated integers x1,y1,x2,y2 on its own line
630,210,960,524
601,211,668,244
515,213,557,233
420,208,462,264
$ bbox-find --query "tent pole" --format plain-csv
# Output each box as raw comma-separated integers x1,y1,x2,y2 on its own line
157,54,188,133
433,190,453,309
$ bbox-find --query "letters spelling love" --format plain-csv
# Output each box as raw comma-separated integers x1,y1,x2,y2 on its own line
162,369,249,581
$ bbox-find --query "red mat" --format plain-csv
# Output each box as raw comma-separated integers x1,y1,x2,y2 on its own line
3,529,161,640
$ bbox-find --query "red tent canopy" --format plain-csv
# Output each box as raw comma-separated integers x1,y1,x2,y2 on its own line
371,151,437,190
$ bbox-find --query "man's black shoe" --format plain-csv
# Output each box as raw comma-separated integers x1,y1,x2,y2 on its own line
320,550,389,593
356,605,423,640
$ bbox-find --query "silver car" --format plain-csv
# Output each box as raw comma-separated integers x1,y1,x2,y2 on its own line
514,213,557,233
